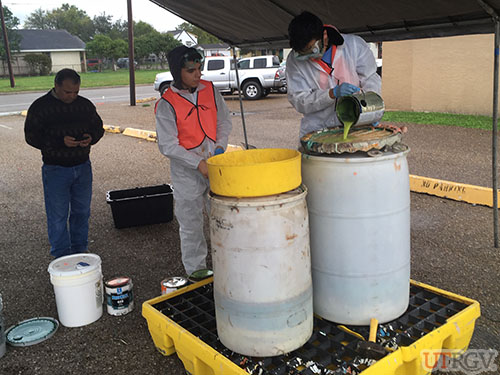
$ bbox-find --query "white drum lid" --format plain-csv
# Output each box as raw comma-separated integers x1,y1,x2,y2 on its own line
48,253,102,277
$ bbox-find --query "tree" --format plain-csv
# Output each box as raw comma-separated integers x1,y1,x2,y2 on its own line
0,5,21,60
24,8,51,29
151,32,182,68
46,4,94,42
24,5,94,40
108,19,128,40
93,12,113,36
108,38,127,69
86,34,127,71
134,33,154,62
134,21,156,38
178,22,221,45
24,53,51,75
135,31,181,68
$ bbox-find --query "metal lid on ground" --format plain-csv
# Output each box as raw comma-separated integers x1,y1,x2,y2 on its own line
300,125,403,155
6,317,59,347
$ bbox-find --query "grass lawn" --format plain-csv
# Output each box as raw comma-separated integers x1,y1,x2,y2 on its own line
383,111,494,130
0,69,166,93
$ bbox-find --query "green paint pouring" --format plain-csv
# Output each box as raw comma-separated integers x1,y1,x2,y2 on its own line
336,97,358,140
342,121,354,140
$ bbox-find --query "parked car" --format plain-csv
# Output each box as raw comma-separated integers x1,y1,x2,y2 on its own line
153,55,285,100
154,71,174,94
117,57,137,69
274,61,287,94
86,59,101,70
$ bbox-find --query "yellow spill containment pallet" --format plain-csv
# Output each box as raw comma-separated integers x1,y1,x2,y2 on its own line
142,278,480,375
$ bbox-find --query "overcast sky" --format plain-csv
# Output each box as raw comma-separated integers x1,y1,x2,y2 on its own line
4,0,185,32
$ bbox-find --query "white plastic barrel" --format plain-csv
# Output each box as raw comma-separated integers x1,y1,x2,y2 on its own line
48,253,103,327
209,186,313,356
301,150,410,325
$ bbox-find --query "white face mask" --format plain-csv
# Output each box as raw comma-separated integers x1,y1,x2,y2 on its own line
294,40,323,61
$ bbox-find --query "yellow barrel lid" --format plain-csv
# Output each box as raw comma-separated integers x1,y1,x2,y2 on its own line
207,148,301,197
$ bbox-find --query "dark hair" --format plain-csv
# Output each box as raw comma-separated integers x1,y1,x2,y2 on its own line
55,68,81,86
288,11,324,51
167,46,203,89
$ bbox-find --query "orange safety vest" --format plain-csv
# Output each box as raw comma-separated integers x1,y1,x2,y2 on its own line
158,80,217,149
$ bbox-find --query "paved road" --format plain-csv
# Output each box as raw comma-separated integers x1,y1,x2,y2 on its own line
0,85,159,113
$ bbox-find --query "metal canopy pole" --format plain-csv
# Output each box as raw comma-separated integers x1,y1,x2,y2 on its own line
493,20,500,247
477,0,500,246
0,0,15,88
127,0,136,106
232,46,249,149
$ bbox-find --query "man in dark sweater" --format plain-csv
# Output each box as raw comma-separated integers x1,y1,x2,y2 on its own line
25,68,104,258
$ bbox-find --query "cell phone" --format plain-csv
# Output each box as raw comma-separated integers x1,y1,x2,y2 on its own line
74,134,90,141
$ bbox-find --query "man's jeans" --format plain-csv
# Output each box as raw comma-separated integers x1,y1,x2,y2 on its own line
42,160,92,258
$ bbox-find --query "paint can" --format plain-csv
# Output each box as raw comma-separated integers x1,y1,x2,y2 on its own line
161,277,188,295
105,277,134,316
336,91,384,127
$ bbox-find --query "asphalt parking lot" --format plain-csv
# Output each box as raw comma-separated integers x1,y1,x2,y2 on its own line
0,92,499,374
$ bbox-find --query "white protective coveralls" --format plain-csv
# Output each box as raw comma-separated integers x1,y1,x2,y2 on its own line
286,33,382,139
156,82,232,275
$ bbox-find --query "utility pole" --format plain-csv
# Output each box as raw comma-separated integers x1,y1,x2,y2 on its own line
127,0,135,106
0,0,15,88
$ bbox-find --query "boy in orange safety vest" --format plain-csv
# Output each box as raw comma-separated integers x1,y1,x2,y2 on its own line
155,46,232,276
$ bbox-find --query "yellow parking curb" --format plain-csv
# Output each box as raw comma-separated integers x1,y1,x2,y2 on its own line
21,110,27,117
137,97,157,103
122,127,157,142
409,175,499,208
103,125,122,133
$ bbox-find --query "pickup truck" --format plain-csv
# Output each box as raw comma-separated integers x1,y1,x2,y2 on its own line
153,55,285,100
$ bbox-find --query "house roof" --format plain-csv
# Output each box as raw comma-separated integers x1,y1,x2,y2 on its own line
17,29,86,52
168,30,197,38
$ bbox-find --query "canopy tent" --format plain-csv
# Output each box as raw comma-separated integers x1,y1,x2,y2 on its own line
149,0,500,47
148,0,500,246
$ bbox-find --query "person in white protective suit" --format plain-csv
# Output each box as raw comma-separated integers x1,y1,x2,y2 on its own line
286,11,382,139
155,46,232,276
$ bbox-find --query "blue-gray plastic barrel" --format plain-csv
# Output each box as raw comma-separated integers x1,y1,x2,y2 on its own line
302,150,411,325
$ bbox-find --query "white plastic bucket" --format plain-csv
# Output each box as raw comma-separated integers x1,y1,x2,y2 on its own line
209,186,313,356
48,253,103,327
302,150,410,325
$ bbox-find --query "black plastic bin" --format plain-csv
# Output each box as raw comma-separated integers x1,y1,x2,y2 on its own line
106,184,174,229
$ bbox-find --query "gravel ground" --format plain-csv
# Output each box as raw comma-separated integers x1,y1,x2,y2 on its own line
0,92,499,374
